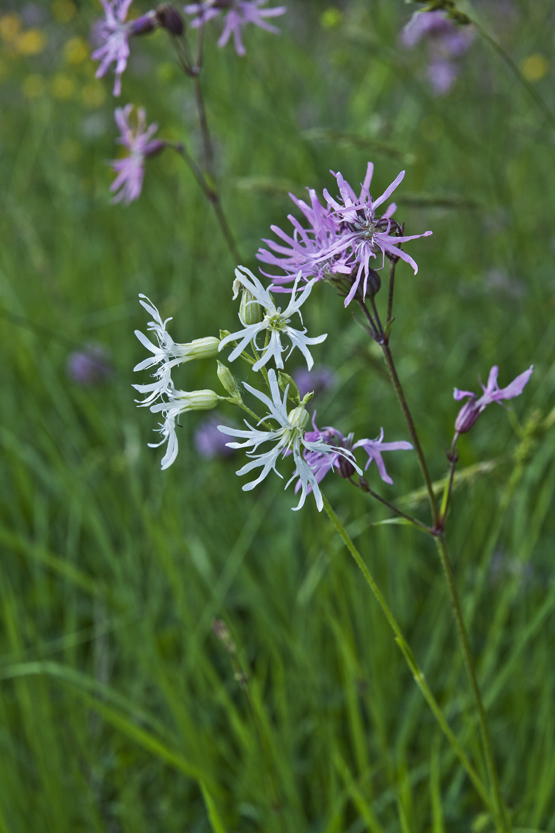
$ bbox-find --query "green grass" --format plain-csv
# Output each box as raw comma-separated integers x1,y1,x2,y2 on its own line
1,0,555,830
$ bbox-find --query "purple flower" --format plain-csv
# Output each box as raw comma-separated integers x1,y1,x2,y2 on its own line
454,364,533,435
322,163,432,305
258,162,432,306
294,416,413,496
92,1,157,97
427,60,460,96
183,0,286,56
353,430,413,485
110,105,165,204
257,189,350,289
195,414,236,458
67,343,113,386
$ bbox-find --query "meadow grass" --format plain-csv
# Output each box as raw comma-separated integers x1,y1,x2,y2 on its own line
0,0,555,830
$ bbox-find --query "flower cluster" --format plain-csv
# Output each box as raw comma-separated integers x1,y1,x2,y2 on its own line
133,232,415,509
257,162,432,306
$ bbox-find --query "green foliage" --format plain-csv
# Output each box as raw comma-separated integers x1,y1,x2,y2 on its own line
0,0,554,830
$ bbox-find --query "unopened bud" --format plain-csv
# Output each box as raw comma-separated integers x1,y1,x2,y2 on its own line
155,4,184,35
454,396,481,434
365,268,381,298
277,371,301,405
186,336,220,360
288,406,309,432
129,11,158,36
217,361,242,400
338,455,356,479
178,389,219,411
239,289,264,326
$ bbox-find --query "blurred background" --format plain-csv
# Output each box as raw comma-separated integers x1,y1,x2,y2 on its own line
1,0,555,830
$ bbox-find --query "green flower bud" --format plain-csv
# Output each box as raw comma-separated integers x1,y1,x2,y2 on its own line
186,336,220,360
217,361,242,401
177,390,219,411
239,289,264,326
288,405,309,432
277,371,301,406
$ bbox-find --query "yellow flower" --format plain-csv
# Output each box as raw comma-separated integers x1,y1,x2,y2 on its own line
17,29,47,56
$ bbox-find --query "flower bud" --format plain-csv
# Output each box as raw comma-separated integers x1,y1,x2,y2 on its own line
288,406,309,432
177,390,219,411
277,371,301,406
338,455,356,479
217,361,242,400
454,396,481,435
186,336,220,360
128,11,158,36
239,289,264,326
155,4,184,35
365,268,381,299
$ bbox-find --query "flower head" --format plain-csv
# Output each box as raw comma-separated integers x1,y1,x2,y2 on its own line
257,188,350,289
183,0,286,56
110,105,164,204
133,294,219,405
219,266,327,371
322,162,432,305
149,386,219,469
92,1,157,96
400,11,474,96
296,417,413,495
218,370,359,511
454,364,533,435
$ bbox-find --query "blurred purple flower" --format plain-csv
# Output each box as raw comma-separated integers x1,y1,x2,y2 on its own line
183,0,286,56
400,11,474,96
92,0,157,96
67,343,113,386
110,105,165,204
293,366,335,399
454,364,533,435
195,414,236,458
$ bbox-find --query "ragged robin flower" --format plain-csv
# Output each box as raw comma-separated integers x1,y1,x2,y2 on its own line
183,0,286,56
110,106,165,204
92,0,158,96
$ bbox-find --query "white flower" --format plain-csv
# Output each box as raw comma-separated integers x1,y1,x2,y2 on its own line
149,386,219,470
219,267,327,372
218,370,360,511
133,294,219,405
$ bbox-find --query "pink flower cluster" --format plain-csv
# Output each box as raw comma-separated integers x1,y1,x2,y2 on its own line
257,162,432,306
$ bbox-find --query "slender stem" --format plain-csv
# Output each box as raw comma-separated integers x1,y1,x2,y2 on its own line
355,298,380,340
172,145,242,264
322,493,493,813
380,342,439,528
357,478,433,534
434,533,511,833
386,259,396,326
193,74,215,179
438,437,458,528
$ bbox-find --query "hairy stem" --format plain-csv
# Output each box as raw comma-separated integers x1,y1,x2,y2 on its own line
322,493,493,813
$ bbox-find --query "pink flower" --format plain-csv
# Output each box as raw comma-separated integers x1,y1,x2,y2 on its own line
353,430,413,485
322,163,432,305
183,1,286,56
110,105,164,204
454,365,533,435
92,1,157,96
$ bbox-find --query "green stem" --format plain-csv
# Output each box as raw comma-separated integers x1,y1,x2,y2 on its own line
322,493,493,814
434,533,511,833
380,343,439,528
